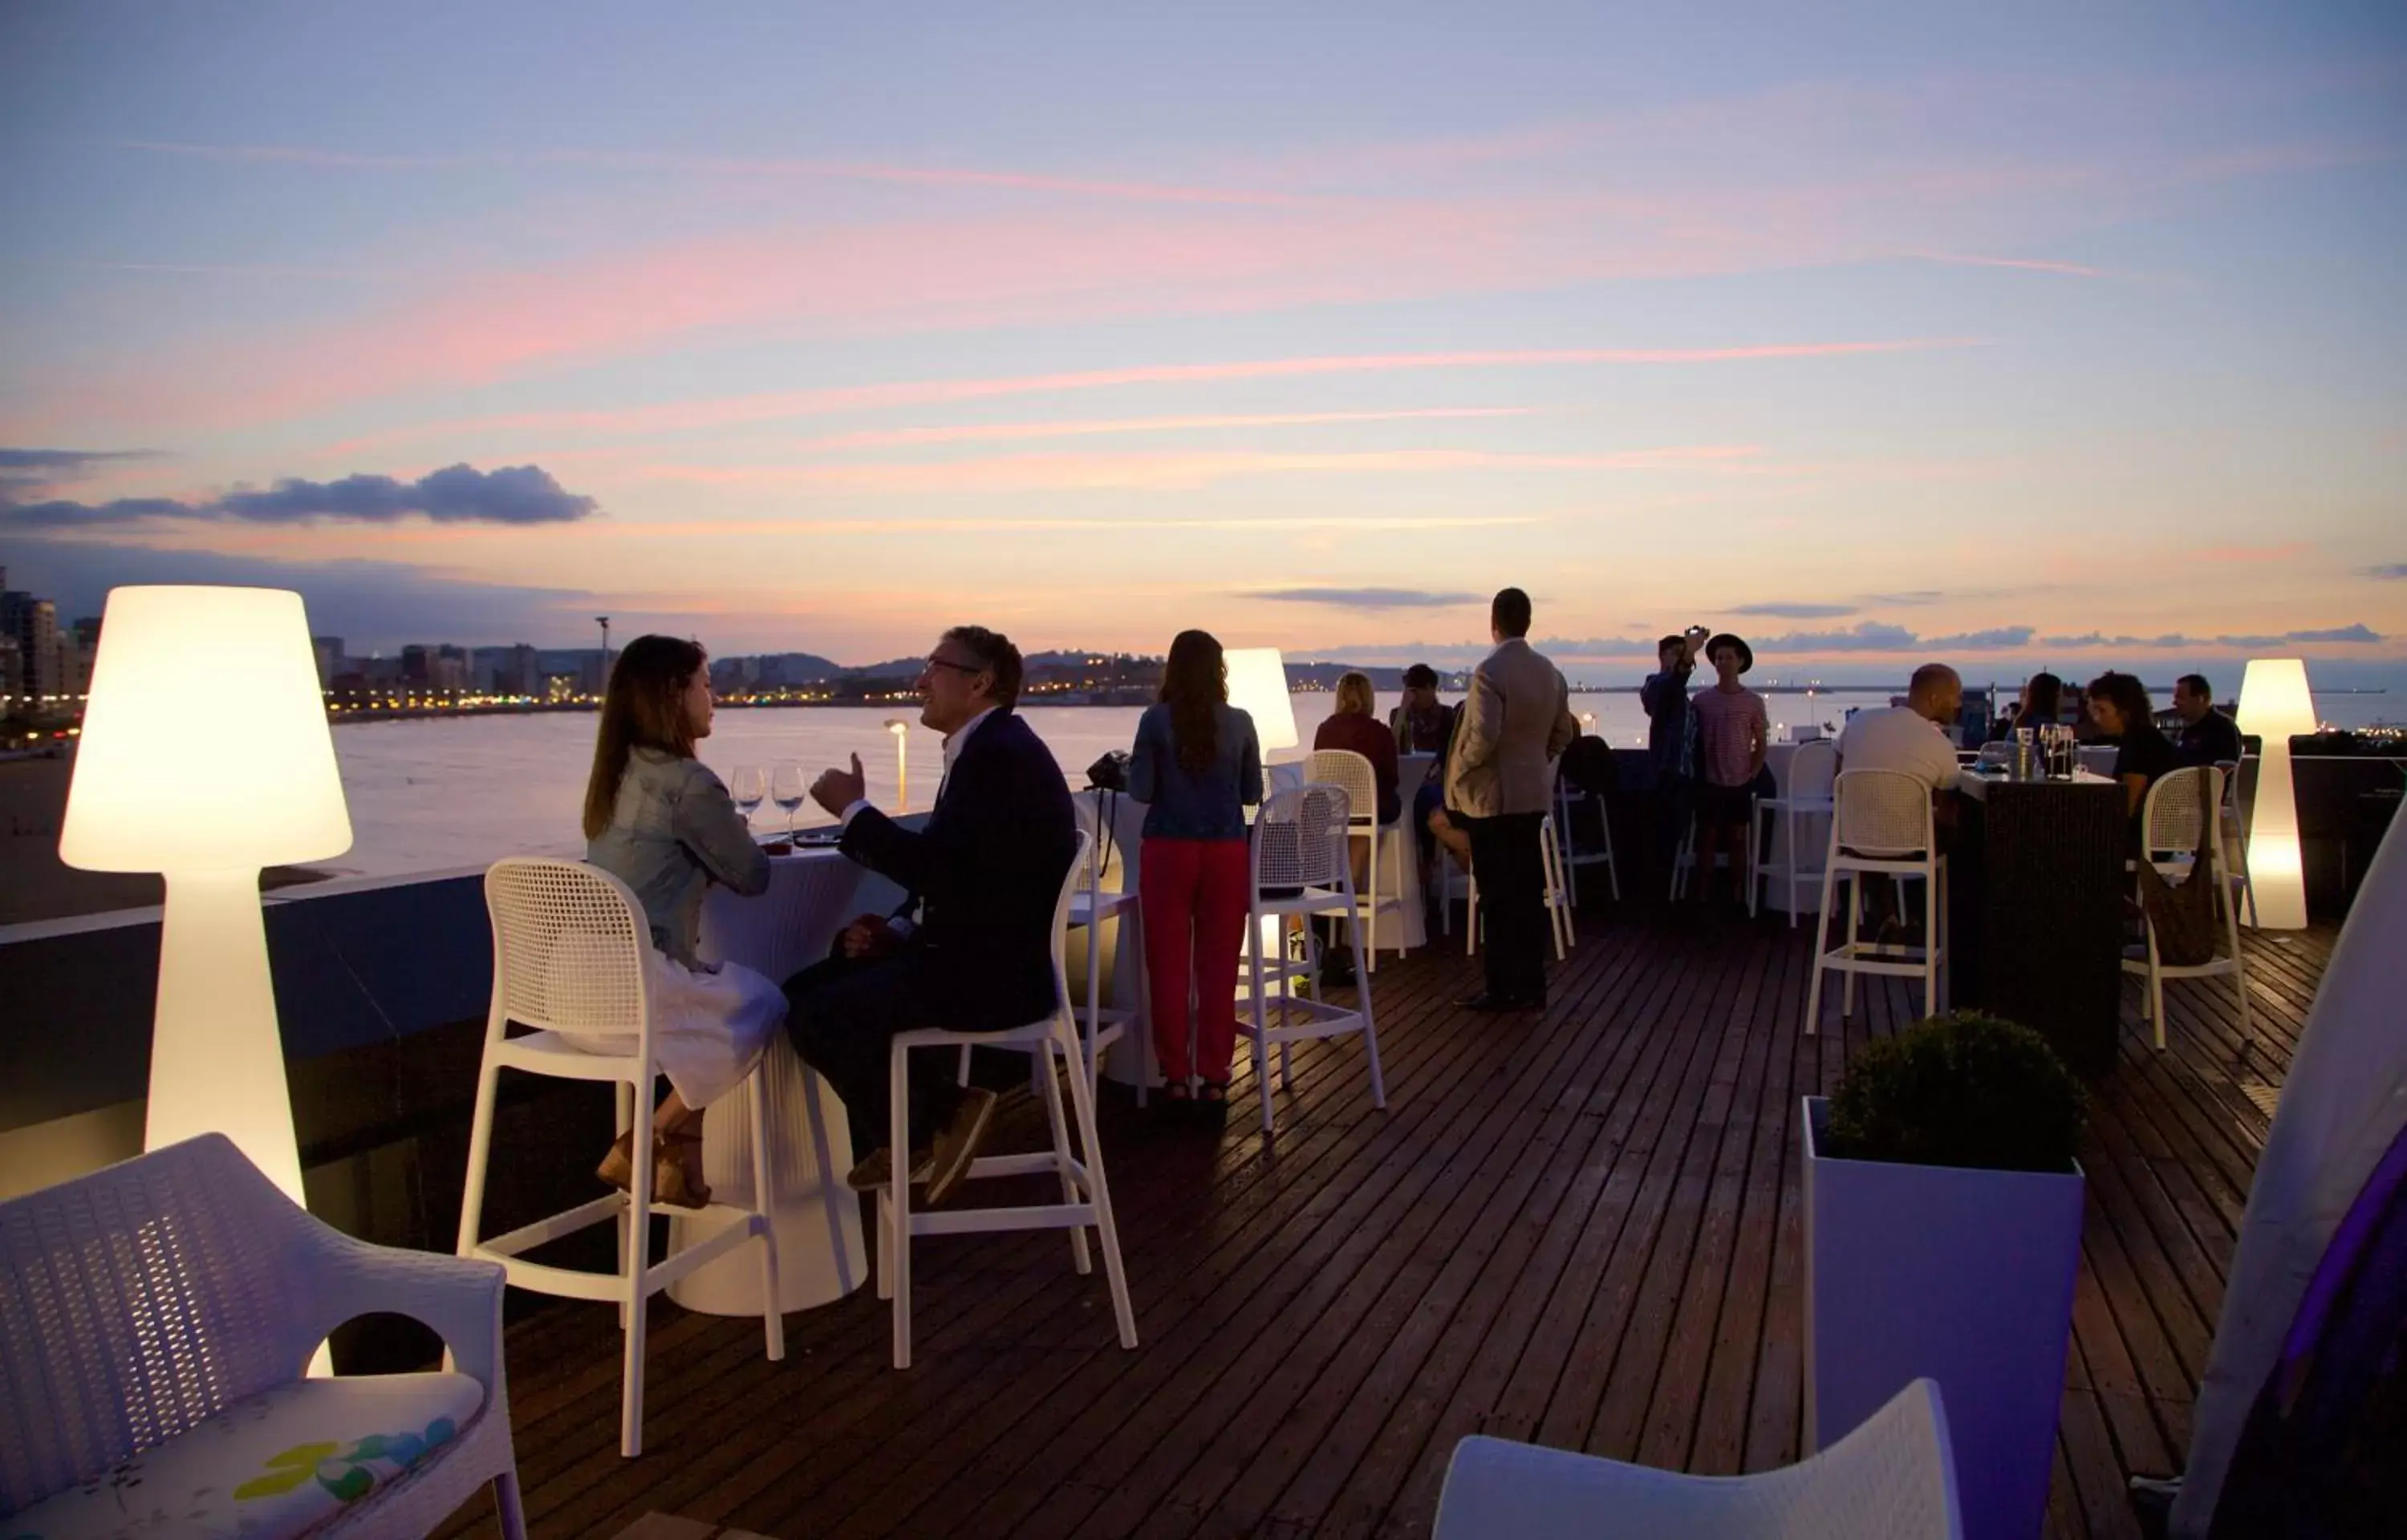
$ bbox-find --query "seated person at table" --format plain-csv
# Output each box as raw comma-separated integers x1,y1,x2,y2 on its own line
1393,663,1467,874
1390,663,1455,757
1315,670,1401,825
1993,671,2063,741
583,634,781,1210
1688,633,1768,907
2085,671,2179,823
2171,672,2243,768
782,626,1078,1206
1836,663,1962,936
1130,629,1260,1118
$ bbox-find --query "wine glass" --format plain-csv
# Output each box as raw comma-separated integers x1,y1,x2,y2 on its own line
730,764,767,833
771,762,808,838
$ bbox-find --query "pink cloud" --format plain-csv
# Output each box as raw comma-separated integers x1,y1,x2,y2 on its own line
323,339,1972,456
1899,249,2111,278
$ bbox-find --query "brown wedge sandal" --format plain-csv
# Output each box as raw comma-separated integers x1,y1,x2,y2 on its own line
651,1127,712,1210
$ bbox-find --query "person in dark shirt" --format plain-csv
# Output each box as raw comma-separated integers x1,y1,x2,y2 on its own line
2087,671,2179,825
1315,670,1401,824
1390,663,1454,759
1641,626,1707,904
1993,671,2063,741
2171,672,2244,767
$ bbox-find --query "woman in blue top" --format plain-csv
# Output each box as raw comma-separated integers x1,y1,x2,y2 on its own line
1129,630,1261,1121
582,634,785,1208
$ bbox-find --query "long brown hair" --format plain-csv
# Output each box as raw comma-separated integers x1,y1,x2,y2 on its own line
1159,629,1227,773
583,635,706,838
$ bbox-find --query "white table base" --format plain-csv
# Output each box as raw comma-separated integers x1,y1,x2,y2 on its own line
676,849,895,1315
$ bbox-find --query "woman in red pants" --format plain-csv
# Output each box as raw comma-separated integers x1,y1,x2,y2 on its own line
1128,630,1262,1124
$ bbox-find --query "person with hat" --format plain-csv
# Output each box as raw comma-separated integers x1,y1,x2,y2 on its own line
1687,632,1768,910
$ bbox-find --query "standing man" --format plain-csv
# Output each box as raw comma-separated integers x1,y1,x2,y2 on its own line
1445,588,1579,1011
1641,626,1708,907
784,625,1078,1205
2171,673,2243,767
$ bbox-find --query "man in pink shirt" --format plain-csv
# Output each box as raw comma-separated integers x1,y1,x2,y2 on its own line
1688,633,1767,910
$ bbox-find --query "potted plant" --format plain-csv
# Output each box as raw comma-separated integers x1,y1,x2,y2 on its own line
1804,1012,2087,1540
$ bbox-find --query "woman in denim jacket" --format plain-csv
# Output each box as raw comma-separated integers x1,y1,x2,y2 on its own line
583,635,781,1206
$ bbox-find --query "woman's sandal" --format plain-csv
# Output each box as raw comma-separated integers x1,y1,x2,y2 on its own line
596,1131,638,1192
1198,1080,1232,1128
652,1127,712,1210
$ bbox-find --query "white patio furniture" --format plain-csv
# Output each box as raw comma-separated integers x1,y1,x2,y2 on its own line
1244,784,1389,1134
1305,747,1406,971
1431,1377,1961,1539
2127,764,2254,1049
458,857,784,1458
1806,769,1949,1033
1459,812,1573,961
1754,740,1838,926
0,1133,526,1540
874,829,1139,1369
1553,768,1621,905
2215,757,2258,928
1067,793,1148,1102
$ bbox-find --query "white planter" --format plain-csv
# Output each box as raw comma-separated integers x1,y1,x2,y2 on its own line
1804,1096,2084,1540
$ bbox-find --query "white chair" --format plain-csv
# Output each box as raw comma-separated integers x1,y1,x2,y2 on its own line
1461,812,1573,961
1244,784,1390,1134
2126,764,2253,1049
2,1133,526,1540
1067,795,1146,1104
1305,747,1405,971
1431,1377,1961,1539
458,858,783,1458
1806,770,1948,1034
2216,757,2259,929
1553,769,1621,905
1753,740,1838,926
875,829,1139,1370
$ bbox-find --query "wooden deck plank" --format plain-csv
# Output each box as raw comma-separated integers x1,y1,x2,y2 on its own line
425,913,2332,1540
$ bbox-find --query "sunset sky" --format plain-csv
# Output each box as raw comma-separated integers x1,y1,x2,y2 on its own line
3,2,2403,680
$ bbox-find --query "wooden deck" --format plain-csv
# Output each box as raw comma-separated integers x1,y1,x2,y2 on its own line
433,909,2333,1540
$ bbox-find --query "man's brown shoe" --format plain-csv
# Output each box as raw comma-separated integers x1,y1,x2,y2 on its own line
922,1088,997,1207
845,1145,932,1193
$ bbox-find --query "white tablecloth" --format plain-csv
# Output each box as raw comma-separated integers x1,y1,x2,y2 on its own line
670,847,899,1315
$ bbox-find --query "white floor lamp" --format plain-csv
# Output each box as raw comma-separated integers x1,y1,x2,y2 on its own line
2236,658,2316,931
60,586,354,1209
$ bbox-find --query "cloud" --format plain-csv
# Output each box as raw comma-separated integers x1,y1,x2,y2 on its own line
1729,602,1857,619
0,534,595,646
0,448,163,474
0,460,599,529
2367,563,2407,579
1924,626,2037,650
1899,250,2112,278
2040,626,2385,649
1248,587,1484,610
326,341,1971,454
2214,624,2385,647
1859,590,1946,606
1748,621,1922,652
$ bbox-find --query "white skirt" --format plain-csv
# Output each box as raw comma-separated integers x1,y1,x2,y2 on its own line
570,954,787,1111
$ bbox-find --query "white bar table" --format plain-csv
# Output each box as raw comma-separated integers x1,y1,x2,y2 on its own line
672,845,888,1315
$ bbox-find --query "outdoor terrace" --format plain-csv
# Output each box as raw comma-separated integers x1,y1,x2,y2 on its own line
430,911,2329,1540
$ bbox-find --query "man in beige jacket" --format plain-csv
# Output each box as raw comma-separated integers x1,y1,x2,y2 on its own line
1444,587,1580,1010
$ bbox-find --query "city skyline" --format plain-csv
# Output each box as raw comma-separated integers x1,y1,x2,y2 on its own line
2,3,2404,684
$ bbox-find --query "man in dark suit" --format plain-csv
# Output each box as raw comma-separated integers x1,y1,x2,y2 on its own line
784,626,1078,1205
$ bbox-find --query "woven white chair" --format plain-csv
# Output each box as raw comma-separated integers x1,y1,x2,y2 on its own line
1753,740,1838,926
1244,784,1390,1134
458,857,783,1458
2126,765,2253,1049
1431,1377,1961,1539
1067,795,1147,1104
1,1133,526,1540
1305,747,1404,971
1553,768,1621,905
1459,812,1573,961
2215,757,2258,928
1806,770,1948,1034
875,829,1138,1369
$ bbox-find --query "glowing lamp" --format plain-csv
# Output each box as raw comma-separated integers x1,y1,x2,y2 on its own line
2236,659,2316,931
1224,647,1299,755
61,587,352,1210
884,718,909,812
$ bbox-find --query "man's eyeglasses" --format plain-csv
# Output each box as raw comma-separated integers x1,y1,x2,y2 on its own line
923,656,984,677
